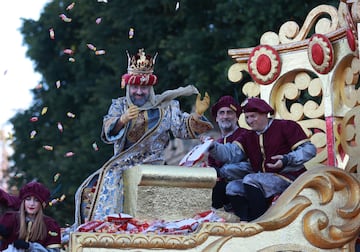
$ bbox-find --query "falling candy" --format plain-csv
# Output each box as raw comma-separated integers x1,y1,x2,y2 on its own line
63,49,73,55
30,130,37,139
128,28,134,39
57,122,64,133
43,145,54,151
56,80,61,88
92,142,99,151
97,0,108,3
66,2,75,10
48,231,58,236
30,117,38,122
95,50,106,55
86,43,96,51
59,14,72,22
49,194,66,206
15,173,24,178
53,173,61,182
41,107,48,115
49,198,58,206
60,194,66,201
67,112,76,118
64,152,75,157
68,57,75,62
49,28,55,40
34,83,43,89
95,17,102,24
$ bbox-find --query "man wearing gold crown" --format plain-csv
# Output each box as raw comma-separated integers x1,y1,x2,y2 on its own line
72,49,213,226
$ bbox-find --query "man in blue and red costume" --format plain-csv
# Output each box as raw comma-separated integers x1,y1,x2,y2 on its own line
207,97,316,221
208,96,251,212
73,49,213,226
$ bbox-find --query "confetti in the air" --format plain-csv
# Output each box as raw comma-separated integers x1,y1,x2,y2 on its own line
15,173,24,178
43,145,54,151
66,2,75,10
30,117,38,122
59,14,72,22
95,50,106,55
41,107,48,115
92,142,99,151
49,28,55,40
56,80,61,88
128,28,134,39
54,173,61,182
64,151,75,157
57,122,64,133
30,130,37,139
60,194,66,201
63,49,74,55
86,43,96,51
34,83,43,89
67,112,76,118
175,1,180,11
95,17,102,24
48,231,58,236
49,194,66,206
49,198,58,206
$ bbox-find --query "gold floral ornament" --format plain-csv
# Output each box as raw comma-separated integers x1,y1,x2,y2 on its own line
248,45,281,85
307,34,334,74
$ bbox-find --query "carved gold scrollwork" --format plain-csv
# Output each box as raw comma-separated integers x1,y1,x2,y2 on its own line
272,72,324,121
340,106,360,173
227,62,261,99
339,57,360,109
260,5,339,45
301,168,360,249
270,72,327,165
255,167,360,249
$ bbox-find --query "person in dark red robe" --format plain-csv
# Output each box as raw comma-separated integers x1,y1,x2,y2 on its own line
0,181,61,251
208,97,316,221
208,96,251,211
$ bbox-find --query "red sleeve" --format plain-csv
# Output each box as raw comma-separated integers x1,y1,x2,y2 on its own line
43,216,61,248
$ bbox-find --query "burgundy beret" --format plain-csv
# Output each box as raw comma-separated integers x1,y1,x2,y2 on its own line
19,182,50,207
211,96,242,119
241,97,274,115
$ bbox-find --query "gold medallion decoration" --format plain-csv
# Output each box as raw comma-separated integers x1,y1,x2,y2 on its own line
307,34,334,74
247,45,281,85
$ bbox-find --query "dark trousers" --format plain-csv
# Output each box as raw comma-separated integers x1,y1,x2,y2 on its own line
229,184,269,221
211,180,229,209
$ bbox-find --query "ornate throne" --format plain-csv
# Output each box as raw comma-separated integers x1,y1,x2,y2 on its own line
70,1,360,251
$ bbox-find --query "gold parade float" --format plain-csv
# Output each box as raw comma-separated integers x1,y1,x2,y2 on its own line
70,1,360,251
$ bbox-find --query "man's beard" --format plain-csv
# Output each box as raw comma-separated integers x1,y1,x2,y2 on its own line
130,94,149,107
218,120,236,132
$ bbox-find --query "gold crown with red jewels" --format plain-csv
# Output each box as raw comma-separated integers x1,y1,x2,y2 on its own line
127,48,158,75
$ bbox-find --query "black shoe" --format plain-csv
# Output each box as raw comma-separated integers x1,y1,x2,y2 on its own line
223,203,233,212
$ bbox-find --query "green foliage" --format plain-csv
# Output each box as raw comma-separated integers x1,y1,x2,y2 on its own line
9,0,338,225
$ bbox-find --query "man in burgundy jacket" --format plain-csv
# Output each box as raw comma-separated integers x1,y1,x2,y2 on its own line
208,97,316,221
208,96,251,212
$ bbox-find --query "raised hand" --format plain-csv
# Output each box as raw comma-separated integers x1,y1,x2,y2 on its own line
195,92,210,116
120,105,139,124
